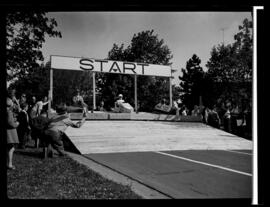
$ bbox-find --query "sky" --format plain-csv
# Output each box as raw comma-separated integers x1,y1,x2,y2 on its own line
41,12,252,85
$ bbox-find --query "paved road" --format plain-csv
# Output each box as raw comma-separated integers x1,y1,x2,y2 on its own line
84,150,252,198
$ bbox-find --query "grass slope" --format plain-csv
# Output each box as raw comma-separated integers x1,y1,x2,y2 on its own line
7,148,142,199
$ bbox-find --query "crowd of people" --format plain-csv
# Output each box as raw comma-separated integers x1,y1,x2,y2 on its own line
6,89,86,170
151,97,251,137
174,101,252,138
169,98,251,138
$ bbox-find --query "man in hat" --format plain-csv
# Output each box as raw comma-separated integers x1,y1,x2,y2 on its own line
43,104,86,156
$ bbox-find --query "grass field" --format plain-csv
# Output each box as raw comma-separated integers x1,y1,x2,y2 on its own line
6,146,142,199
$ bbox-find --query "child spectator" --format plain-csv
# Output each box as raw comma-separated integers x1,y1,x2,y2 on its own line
17,103,31,149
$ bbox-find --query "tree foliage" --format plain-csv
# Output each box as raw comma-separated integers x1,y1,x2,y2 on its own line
97,30,173,111
205,18,252,108
8,63,50,100
179,54,205,109
178,18,252,110
6,11,62,82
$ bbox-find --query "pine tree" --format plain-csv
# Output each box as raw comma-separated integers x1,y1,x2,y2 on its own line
179,54,205,110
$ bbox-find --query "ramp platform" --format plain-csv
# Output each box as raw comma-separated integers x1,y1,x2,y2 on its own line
65,121,252,154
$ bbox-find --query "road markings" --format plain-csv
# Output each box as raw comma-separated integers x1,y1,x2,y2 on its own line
155,151,252,177
225,150,252,156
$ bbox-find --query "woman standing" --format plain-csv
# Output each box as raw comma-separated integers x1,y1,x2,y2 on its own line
7,97,20,170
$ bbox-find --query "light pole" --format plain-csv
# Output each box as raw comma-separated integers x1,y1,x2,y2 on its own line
221,27,227,45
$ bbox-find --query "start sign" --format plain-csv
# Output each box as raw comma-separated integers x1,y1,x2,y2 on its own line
51,55,172,77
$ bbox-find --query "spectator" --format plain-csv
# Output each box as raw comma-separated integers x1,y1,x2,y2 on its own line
223,107,232,132
17,103,31,149
217,102,227,127
191,105,201,116
19,93,27,107
28,96,37,109
230,103,240,134
201,106,210,123
28,96,38,120
8,89,20,115
243,103,252,139
207,106,221,129
98,100,106,112
43,104,86,157
7,97,20,170
171,99,179,115
30,110,51,148
36,96,49,116
180,105,188,116
72,89,88,116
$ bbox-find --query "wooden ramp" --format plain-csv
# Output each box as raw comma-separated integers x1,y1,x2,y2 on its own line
65,121,252,154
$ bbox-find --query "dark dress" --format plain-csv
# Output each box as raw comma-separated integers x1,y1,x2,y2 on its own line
31,115,51,145
207,111,220,129
17,110,30,147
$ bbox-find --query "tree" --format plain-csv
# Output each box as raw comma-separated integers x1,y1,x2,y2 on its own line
8,63,50,100
6,11,62,82
207,18,252,83
179,54,205,110
232,18,253,82
97,30,173,111
206,44,237,82
205,18,252,108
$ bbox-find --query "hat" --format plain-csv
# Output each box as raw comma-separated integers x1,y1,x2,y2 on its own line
7,98,13,107
118,94,123,98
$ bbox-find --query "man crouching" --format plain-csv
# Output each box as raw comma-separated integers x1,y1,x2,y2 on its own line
44,104,85,157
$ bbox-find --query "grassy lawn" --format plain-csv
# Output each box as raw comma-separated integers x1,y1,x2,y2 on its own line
7,145,142,199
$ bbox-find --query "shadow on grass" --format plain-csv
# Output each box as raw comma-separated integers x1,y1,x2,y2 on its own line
15,149,43,159
14,131,81,160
